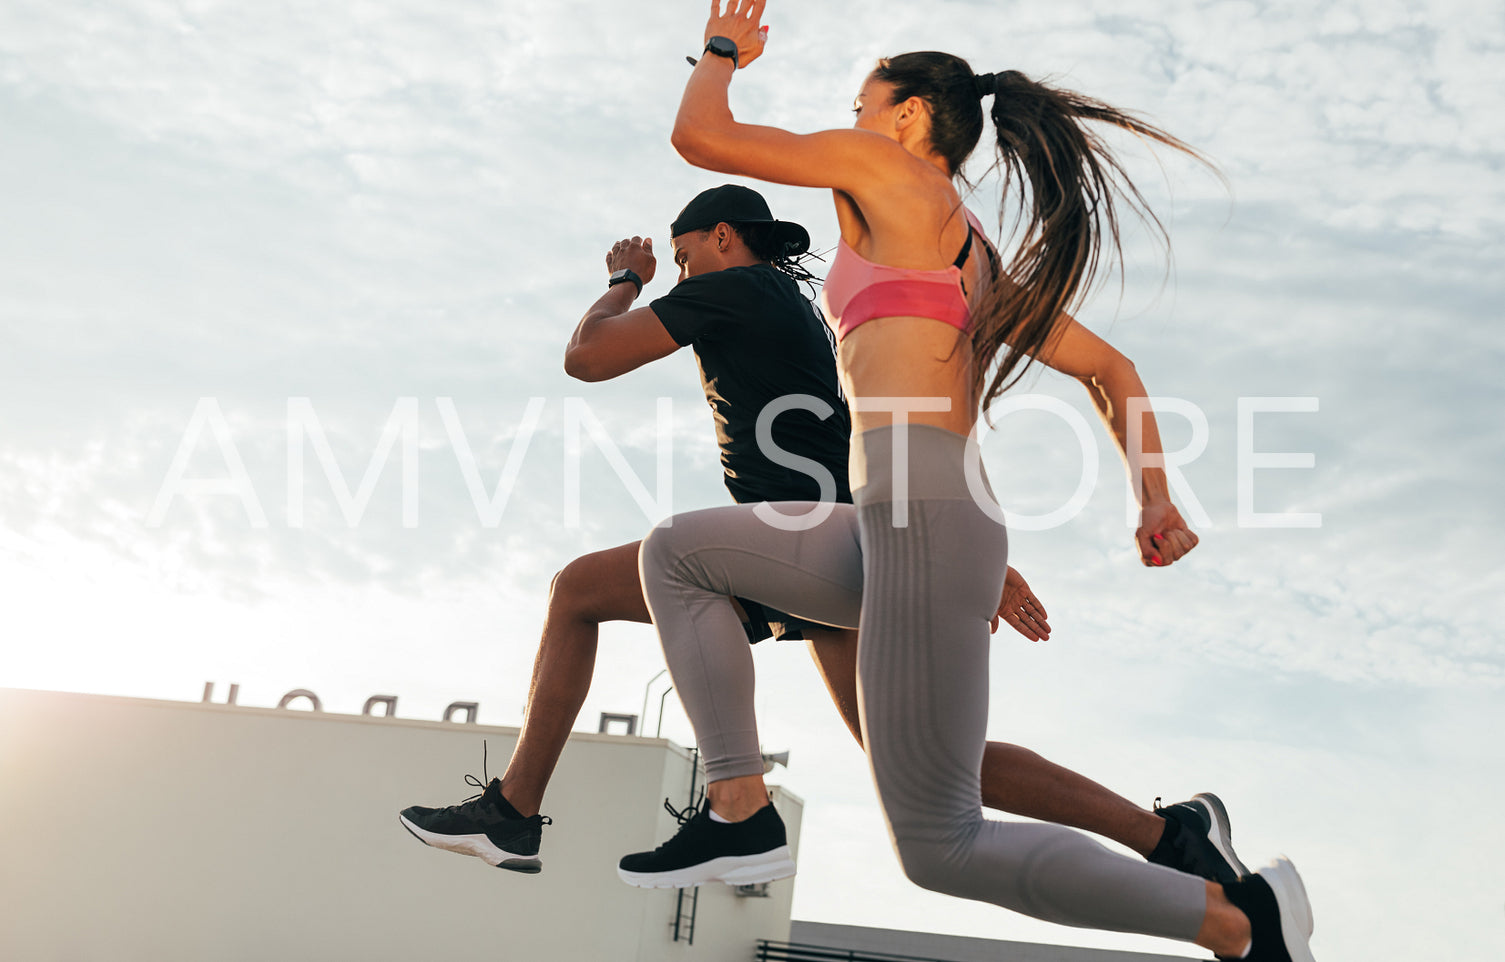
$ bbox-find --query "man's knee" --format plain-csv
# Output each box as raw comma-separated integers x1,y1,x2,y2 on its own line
547,556,591,610
548,545,640,620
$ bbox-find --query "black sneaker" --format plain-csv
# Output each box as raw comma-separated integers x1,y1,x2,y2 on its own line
617,798,795,889
1218,857,1315,961
1150,792,1250,883
399,771,551,874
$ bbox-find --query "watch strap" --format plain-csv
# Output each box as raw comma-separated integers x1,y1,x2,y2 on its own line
702,36,739,68
608,268,643,295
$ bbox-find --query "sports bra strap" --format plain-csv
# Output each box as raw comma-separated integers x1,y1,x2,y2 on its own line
952,228,974,270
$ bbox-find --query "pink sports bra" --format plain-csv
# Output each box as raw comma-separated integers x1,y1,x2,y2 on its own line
821,208,993,342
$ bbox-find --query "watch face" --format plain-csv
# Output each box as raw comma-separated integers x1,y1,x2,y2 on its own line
706,36,738,62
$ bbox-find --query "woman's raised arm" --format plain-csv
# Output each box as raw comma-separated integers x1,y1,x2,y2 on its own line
671,3,896,192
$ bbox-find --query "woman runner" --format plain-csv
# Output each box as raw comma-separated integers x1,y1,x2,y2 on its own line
620,4,1314,961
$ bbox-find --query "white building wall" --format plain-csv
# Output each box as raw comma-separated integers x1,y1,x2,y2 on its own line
0,687,801,962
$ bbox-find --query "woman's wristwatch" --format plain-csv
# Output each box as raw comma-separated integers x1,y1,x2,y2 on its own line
687,36,739,69
702,36,739,68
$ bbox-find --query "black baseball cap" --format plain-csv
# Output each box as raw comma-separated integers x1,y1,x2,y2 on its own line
669,184,811,257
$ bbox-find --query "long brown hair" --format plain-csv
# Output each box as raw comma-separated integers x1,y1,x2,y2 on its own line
871,53,1213,411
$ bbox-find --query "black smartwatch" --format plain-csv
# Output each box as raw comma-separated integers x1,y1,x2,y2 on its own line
702,36,739,68
608,268,643,296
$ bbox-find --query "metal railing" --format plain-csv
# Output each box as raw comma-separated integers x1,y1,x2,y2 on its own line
755,940,960,962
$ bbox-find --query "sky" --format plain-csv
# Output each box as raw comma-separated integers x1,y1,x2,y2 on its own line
2,0,1502,958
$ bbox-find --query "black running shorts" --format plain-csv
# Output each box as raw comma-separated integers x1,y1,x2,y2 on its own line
735,596,833,644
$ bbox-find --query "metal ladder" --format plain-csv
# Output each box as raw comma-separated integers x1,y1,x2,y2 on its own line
671,748,703,944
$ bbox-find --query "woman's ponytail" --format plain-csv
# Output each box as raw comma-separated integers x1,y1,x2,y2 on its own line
871,53,1212,412
967,70,1211,412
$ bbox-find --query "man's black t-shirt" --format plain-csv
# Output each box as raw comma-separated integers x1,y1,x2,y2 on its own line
650,263,852,505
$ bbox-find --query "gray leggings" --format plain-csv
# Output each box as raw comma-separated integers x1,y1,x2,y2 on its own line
639,424,1206,940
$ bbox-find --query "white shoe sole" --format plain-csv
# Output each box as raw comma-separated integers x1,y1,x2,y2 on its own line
398,814,542,874
1193,792,1250,877
617,845,796,889
1261,856,1315,958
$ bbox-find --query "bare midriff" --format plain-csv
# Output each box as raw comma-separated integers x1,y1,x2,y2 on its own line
837,315,977,437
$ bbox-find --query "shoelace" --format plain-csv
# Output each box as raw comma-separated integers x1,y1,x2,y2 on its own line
457,773,489,805
453,740,495,806
662,794,705,827
646,792,709,853
445,741,553,826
